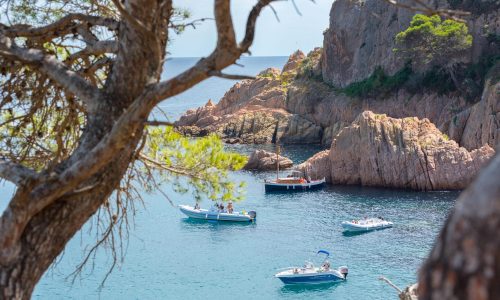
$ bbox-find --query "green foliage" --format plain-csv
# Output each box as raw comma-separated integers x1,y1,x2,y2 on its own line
280,71,295,88
297,49,322,80
142,127,248,202
394,14,472,68
404,54,500,100
340,64,413,98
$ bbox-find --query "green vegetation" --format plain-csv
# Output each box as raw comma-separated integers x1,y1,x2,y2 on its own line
395,15,472,80
297,49,323,81
404,54,500,100
143,127,247,202
280,71,296,88
340,64,413,98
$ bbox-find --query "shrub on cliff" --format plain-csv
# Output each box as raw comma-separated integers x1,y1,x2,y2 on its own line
341,64,412,98
394,14,472,89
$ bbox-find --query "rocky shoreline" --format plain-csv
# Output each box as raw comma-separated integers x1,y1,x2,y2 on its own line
175,0,499,191
297,111,494,190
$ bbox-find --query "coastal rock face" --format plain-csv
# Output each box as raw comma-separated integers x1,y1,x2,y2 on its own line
286,79,469,146
452,62,500,150
322,0,500,87
176,3,498,150
176,50,471,146
281,50,305,74
299,111,495,190
175,67,290,144
175,52,324,144
322,0,414,87
243,149,293,171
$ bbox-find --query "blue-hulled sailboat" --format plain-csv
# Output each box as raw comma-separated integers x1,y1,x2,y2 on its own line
264,146,325,193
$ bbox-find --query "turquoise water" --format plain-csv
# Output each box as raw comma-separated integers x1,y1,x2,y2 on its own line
30,163,457,299
0,57,459,299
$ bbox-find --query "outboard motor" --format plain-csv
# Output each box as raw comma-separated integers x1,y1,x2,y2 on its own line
248,211,257,221
339,266,349,279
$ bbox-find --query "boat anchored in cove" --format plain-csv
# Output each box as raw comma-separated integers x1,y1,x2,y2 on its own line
275,250,348,285
179,204,256,222
341,217,393,232
264,146,325,193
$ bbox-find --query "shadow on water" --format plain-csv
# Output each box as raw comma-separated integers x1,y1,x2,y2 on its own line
180,217,256,229
341,230,374,237
279,281,343,294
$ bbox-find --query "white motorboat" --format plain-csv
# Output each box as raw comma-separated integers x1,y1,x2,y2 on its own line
341,217,393,232
179,205,256,222
275,250,348,285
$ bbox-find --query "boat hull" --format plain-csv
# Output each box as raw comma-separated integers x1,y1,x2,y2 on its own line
264,178,326,193
341,220,393,232
179,205,255,222
276,273,344,284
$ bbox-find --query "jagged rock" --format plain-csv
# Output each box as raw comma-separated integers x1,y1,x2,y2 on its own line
282,50,306,74
286,78,470,146
175,53,326,144
321,0,499,87
298,111,495,190
244,149,293,171
454,62,500,151
280,115,323,144
175,3,498,148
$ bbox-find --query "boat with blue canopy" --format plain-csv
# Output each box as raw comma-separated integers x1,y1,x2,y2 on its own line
275,250,348,285
179,205,256,222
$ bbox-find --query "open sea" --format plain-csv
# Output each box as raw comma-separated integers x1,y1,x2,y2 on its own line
0,57,459,299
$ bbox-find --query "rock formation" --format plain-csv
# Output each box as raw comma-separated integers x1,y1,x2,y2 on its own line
298,111,495,190
447,62,500,151
322,0,500,87
243,149,293,171
176,50,474,146
175,52,323,144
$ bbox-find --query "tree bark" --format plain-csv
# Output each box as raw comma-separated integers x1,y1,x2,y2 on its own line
0,1,170,298
0,0,276,297
419,153,500,299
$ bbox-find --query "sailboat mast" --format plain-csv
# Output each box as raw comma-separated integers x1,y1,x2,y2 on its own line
276,145,280,181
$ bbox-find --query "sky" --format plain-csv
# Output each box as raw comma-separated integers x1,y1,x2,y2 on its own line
169,0,333,57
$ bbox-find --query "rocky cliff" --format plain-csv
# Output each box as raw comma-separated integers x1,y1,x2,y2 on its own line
298,111,495,190
446,62,500,150
322,0,500,87
175,52,323,144
174,0,498,190
177,50,498,148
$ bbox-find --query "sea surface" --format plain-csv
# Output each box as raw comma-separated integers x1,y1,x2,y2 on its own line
0,57,459,299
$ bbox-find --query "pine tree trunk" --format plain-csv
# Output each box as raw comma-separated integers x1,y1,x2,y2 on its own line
0,1,171,297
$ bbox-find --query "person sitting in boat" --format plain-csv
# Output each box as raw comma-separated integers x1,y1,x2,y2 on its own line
219,203,225,212
321,261,331,271
227,202,234,214
194,203,200,210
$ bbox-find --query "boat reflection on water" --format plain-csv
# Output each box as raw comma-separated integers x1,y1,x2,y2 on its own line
280,280,343,294
180,217,256,228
